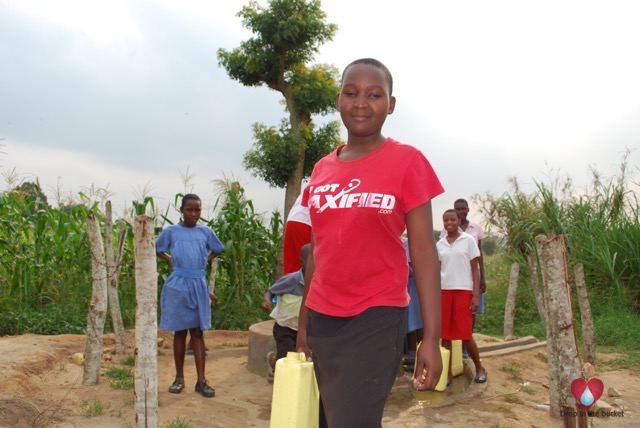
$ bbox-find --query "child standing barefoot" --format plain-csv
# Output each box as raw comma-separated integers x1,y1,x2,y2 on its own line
156,194,223,397
297,58,444,427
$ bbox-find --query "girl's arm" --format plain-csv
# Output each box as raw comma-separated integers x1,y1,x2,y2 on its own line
156,252,172,269
477,239,486,293
470,257,480,312
406,201,442,391
296,236,315,361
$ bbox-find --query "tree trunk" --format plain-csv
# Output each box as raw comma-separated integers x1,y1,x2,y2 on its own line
83,211,108,385
528,251,547,329
503,262,520,339
535,234,587,427
133,216,158,428
283,95,311,220
574,263,596,364
105,201,126,355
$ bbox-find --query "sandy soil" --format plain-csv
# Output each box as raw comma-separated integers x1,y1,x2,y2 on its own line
0,330,637,428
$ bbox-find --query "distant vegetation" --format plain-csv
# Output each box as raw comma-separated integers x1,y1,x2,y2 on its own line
0,178,280,335
474,153,640,369
1,155,638,368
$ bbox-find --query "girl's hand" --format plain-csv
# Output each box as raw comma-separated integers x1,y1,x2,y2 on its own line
470,295,479,313
413,339,442,391
261,300,272,313
296,328,313,361
209,292,218,306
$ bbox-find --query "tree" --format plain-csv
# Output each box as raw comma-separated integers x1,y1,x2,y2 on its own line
218,0,341,218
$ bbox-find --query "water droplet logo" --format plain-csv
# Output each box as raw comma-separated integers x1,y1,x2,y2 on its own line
579,386,595,406
571,378,604,410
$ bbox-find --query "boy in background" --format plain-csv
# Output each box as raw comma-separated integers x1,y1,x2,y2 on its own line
262,244,311,381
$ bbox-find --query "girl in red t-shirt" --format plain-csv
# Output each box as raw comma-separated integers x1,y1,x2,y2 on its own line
297,58,444,427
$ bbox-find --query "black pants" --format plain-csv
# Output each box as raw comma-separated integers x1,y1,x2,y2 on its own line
273,322,298,361
307,306,407,428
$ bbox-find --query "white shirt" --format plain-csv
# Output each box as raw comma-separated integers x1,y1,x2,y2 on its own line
437,232,481,291
287,194,311,226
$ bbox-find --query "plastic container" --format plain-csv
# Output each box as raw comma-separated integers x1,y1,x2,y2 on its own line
414,342,450,392
270,352,320,428
451,340,464,377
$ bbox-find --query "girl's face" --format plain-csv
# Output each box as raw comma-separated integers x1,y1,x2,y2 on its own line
181,199,202,227
337,64,395,141
443,212,460,233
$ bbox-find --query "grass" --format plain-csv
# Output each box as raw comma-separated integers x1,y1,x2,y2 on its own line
79,399,104,418
477,253,640,372
104,366,134,390
501,362,522,382
121,355,135,366
165,416,192,428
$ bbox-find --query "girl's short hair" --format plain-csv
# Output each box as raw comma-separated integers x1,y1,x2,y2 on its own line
343,58,393,95
443,208,459,218
181,193,201,208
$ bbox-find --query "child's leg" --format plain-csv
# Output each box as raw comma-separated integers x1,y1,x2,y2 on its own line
173,330,188,379
189,328,206,382
463,339,486,379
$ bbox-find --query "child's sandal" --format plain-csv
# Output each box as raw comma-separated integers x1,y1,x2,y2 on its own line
195,380,215,397
169,377,185,394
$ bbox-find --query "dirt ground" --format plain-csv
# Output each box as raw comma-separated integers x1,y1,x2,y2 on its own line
0,330,637,428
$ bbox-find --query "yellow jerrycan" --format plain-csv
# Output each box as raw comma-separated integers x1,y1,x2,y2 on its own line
270,352,320,428
450,340,464,377
414,342,450,392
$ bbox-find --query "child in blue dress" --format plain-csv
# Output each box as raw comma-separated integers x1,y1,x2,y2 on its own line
156,193,224,397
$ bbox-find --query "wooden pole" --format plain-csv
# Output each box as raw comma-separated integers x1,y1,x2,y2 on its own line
503,262,520,339
105,201,126,355
83,211,108,385
134,216,158,428
574,263,596,364
535,234,587,427
527,251,547,329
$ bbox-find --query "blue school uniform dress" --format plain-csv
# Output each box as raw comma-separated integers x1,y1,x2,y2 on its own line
156,224,224,332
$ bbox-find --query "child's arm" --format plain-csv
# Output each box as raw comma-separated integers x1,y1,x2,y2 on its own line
156,252,173,269
262,290,274,313
406,202,442,391
470,257,480,312
477,239,486,293
296,237,315,360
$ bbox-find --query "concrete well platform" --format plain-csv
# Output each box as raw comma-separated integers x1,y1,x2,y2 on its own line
247,320,277,375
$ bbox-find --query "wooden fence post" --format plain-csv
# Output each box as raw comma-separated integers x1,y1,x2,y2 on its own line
535,234,587,427
83,211,108,385
105,201,126,355
527,251,547,329
134,216,158,428
503,262,520,339
574,263,596,364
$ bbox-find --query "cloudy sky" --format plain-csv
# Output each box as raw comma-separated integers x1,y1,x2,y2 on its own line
1,0,639,227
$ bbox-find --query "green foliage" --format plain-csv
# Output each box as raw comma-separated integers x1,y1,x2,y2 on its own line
478,253,640,371
475,154,640,310
79,399,104,418
0,177,282,334
243,119,341,188
289,64,341,115
165,416,192,428
218,0,337,88
206,185,282,330
105,366,134,390
219,0,340,214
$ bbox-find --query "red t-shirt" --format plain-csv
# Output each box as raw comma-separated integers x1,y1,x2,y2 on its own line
302,138,444,317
